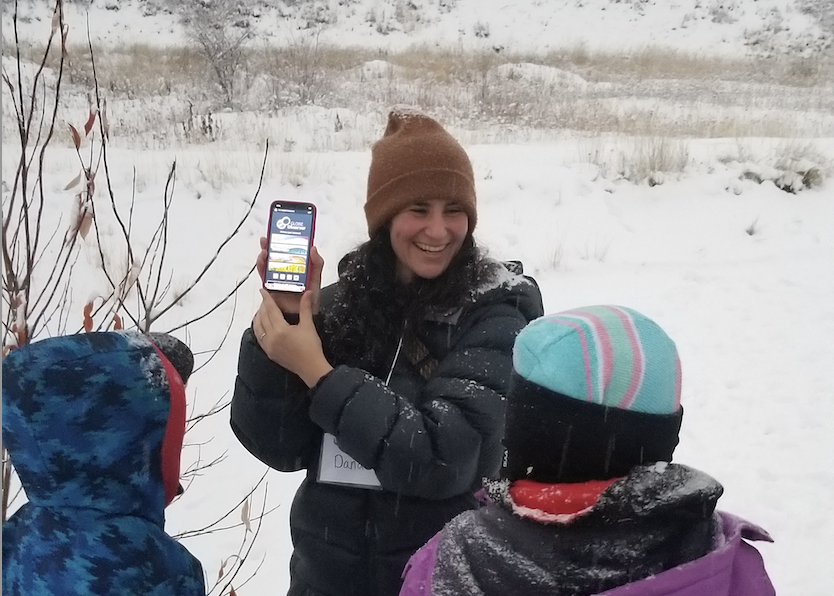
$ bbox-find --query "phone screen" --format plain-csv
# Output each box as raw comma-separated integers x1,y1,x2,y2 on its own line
263,201,316,293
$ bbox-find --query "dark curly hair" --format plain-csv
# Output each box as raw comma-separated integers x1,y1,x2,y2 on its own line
322,230,493,377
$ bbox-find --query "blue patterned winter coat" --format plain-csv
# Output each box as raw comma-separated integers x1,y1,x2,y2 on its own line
2,331,206,596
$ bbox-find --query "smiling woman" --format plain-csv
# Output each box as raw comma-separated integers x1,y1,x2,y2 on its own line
230,107,544,596
389,199,470,282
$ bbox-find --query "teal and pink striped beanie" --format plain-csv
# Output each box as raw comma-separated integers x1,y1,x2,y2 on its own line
503,305,684,483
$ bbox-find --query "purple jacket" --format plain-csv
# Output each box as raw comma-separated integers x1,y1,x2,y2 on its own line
400,467,774,596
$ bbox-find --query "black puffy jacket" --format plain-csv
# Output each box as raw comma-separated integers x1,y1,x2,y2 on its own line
231,259,543,596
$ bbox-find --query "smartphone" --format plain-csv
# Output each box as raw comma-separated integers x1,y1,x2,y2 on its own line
262,200,317,293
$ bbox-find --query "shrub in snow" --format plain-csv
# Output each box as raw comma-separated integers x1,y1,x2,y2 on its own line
730,145,829,193
299,1,337,28
179,0,253,106
773,158,825,193
473,21,490,38
438,0,456,14
770,141,830,191
708,0,739,25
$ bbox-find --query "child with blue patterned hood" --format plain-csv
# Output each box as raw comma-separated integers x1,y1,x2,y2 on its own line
2,331,205,596
400,305,775,596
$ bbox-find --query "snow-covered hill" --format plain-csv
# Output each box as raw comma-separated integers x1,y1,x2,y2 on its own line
6,0,834,57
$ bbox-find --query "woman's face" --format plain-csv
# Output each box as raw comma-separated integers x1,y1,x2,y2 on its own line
389,199,470,283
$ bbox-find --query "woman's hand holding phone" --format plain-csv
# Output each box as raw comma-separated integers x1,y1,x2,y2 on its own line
254,237,331,386
256,236,324,315
254,287,333,387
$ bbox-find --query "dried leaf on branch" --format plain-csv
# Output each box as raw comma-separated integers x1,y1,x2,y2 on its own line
69,124,81,149
84,109,98,135
82,301,94,332
64,169,83,191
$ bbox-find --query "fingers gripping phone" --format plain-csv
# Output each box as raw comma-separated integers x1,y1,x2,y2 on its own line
263,201,317,293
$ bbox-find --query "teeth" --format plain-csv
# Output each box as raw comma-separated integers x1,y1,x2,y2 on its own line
416,243,445,252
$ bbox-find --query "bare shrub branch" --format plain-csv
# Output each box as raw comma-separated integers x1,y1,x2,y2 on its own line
3,5,274,588
179,0,253,106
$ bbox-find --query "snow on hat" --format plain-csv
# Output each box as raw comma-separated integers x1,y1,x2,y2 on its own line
503,305,684,483
147,332,194,385
364,106,477,236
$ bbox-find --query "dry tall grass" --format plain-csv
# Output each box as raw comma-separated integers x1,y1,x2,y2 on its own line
4,39,833,146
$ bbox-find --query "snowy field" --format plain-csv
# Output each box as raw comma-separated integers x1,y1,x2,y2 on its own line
18,135,829,596
3,1,834,594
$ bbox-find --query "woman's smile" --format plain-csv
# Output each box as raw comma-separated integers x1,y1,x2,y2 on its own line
390,199,469,283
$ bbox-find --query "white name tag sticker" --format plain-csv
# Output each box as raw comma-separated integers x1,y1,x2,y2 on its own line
317,433,382,490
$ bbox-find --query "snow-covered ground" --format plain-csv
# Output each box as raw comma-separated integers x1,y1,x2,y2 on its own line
5,136,833,595
3,1,834,595
5,0,833,57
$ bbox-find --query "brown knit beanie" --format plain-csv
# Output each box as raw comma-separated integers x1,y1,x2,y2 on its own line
365,108,477,236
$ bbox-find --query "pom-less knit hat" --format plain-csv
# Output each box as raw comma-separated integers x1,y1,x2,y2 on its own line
503,305,684,483
365,107,477,236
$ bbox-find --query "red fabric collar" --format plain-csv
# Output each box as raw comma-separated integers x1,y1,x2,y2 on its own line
509,478,620,516
152,345,187,506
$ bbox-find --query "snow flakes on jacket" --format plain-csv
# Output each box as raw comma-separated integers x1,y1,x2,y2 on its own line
430,464,722,596
400,463,774,596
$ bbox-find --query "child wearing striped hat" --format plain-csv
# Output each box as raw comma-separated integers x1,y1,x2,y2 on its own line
399,305,775,596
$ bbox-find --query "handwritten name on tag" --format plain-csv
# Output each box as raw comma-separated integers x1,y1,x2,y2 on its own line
317,433,382,490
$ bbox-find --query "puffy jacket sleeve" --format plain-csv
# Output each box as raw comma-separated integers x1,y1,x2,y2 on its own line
309,273,544,499
230,324,322,471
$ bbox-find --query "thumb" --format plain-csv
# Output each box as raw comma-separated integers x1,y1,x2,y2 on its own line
310,246,324,285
